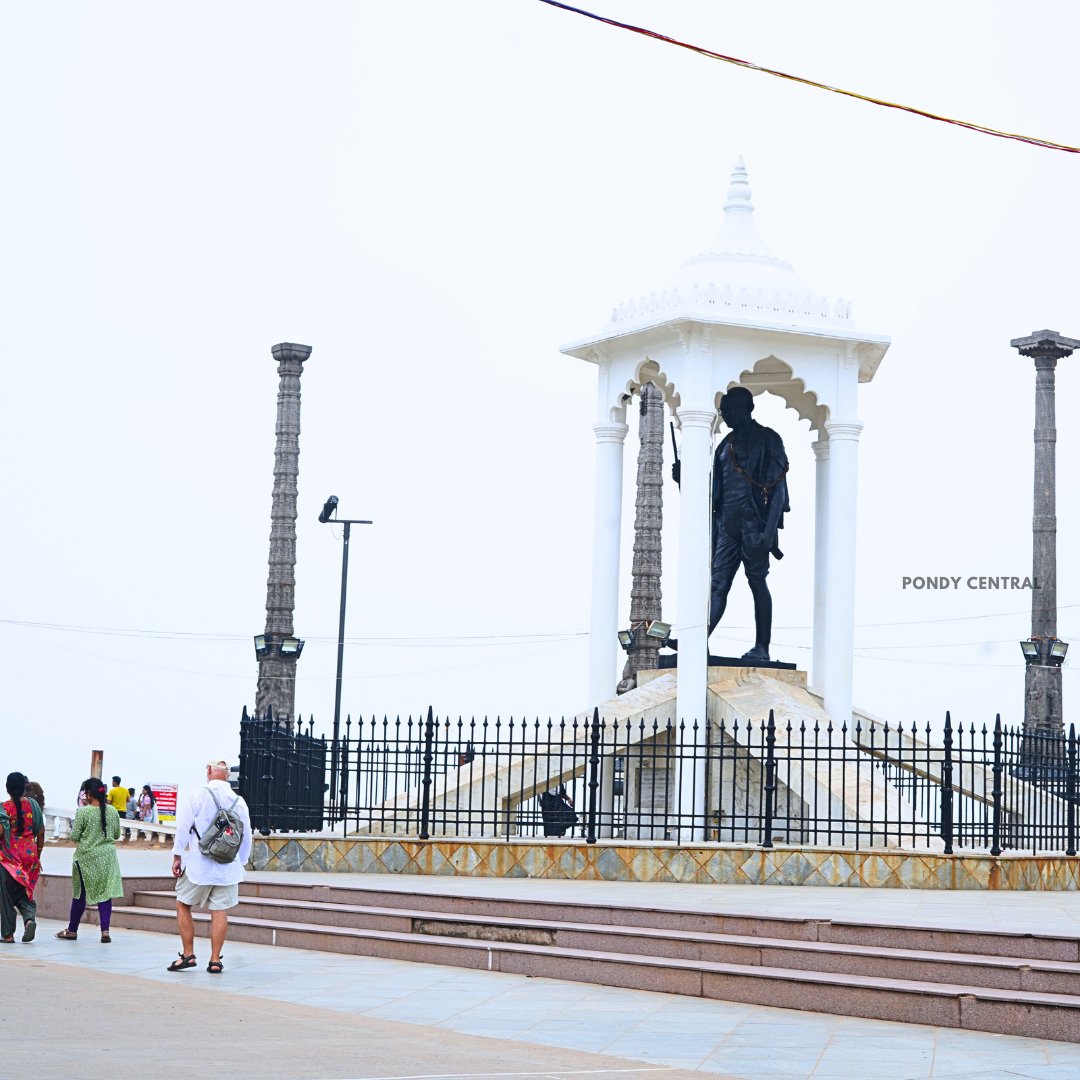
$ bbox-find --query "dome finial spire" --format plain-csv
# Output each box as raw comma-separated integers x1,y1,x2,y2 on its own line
724,156,753,214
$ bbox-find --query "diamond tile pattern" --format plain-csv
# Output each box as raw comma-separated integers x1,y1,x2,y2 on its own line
250,837,1080,890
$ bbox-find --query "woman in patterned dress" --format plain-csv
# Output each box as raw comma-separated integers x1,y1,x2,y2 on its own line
54,777,123,943
138,785,156,823
0,772,44,943
136,784,156,840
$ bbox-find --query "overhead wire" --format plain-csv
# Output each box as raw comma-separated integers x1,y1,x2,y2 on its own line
0,624,584,682
537,0,1080,154
5,601,1073,642
0,619,585,646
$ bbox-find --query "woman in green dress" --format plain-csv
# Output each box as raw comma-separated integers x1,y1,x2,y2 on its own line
54,777,123,943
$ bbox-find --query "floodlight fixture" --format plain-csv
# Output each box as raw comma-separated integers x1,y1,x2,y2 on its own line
280,636,305,657
253,634,269,659
646,620,672,645
618,629,636,651
318,495,339,523
1050,640,1070,663
1020,639,1041,661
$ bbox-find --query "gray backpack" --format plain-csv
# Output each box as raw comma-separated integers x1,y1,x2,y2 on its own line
191,787,245,864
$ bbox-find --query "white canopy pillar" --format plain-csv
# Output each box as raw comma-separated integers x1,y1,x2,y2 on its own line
811,437,830,693
588,421,629,709
675,405,714,840
822,419,863,727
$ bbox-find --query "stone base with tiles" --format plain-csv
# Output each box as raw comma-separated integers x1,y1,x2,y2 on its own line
250,836,1080,890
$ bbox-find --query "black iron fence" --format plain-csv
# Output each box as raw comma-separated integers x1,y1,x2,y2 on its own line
240,705,1079,855
239,706,327,833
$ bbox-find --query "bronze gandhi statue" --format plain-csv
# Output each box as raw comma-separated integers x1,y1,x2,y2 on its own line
674,386,789,664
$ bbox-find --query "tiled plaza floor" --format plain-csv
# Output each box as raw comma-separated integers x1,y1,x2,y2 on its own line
22,916,1080,1080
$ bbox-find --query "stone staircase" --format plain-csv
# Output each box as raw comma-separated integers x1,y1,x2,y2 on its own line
112,878,1080,1042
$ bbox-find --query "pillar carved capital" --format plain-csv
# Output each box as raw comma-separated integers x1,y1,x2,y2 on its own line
675,407,716,430
1010,329,1079,362
811,439,830,460
823,420,864,442
593,422,629,444
271,342,312,372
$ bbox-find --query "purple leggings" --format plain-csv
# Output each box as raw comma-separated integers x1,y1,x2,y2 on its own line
68,863,112,934
67,895,111,934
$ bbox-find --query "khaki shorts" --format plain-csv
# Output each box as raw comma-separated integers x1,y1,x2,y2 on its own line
175,871,239,911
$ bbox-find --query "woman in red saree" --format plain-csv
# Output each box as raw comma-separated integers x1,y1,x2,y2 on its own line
0,772,44,943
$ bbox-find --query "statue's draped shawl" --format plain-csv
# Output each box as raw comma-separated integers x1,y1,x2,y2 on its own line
712,419,790,558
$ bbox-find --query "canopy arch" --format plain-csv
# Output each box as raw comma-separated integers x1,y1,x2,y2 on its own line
718,354,829,435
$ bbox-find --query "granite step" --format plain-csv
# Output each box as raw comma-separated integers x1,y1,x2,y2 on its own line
133,890,1080,996
236,880,1080,962
109,902,1080,1043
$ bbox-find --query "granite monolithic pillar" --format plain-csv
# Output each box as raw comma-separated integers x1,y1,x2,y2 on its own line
255,342,312,727
618,381,666,693
1011,330,1078,737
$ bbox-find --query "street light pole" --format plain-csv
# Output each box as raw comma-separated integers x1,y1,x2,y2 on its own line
333,519,352,748
318,496,373,815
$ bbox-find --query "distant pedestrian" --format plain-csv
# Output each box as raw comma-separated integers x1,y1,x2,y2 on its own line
54,778,123,943
0,772,44,943
137,785,156,823
24,782,45,813
539,784,578,837
123,787,137,841
168,756,251,974
107,777,127,817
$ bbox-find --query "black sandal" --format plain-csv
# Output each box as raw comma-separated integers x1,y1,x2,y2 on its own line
207,958,224,974
167,952,197,971
54,930,77,941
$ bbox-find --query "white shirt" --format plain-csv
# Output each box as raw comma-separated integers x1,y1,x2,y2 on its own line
172,779,253,886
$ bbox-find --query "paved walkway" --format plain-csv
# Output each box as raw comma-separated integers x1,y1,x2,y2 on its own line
0,947,706,1080
18,915,1080,1080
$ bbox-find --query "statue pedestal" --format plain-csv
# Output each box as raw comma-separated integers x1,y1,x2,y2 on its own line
657,653,797,671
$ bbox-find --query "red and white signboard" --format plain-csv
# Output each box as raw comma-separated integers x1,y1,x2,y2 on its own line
150,783,178,823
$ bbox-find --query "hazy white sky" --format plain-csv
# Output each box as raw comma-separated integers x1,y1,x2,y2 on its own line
2,1,1078,806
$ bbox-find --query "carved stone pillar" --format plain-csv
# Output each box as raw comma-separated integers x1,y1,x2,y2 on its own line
618,381,665,693
255,342,312,726
1011,329,1078,737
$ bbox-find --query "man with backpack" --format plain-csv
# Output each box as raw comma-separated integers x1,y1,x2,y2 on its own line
167,755,252,974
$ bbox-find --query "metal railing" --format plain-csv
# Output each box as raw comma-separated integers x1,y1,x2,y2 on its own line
239,706,327,833
239,705,1079,854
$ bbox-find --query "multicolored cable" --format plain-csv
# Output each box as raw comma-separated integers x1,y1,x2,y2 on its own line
538,0,1078,154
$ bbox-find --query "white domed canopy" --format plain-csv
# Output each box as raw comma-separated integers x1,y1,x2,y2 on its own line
561,157,892,754
603,159,853,335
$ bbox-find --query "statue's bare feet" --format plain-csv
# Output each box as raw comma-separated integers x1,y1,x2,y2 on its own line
741,644,770,664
